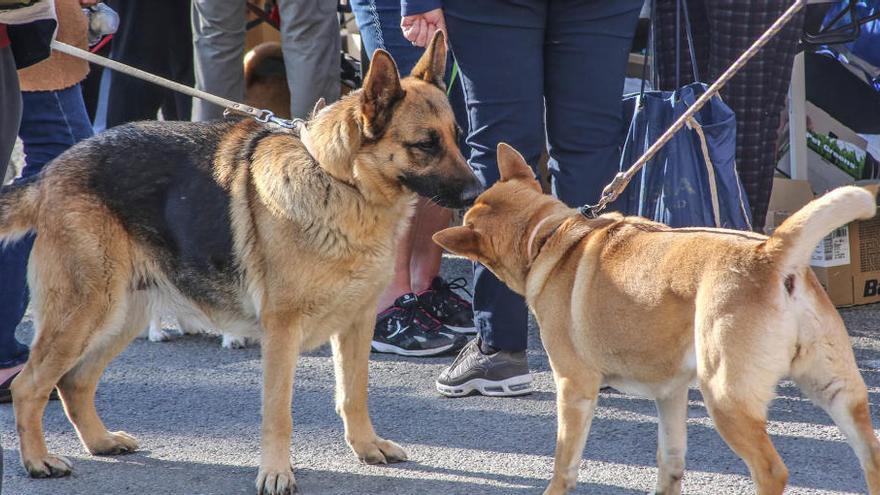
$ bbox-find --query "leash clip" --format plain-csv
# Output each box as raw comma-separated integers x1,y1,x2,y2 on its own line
256,109,304,132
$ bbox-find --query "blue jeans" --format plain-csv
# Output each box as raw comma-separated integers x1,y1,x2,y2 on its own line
0,84,93,367
350,0,468,150
444,0,643,352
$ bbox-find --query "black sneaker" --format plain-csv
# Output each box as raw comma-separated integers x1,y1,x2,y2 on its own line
417,277,476,334
436,338,533,397
372,293,467,357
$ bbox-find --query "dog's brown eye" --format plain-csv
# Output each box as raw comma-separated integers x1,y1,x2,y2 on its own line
416,139,437,151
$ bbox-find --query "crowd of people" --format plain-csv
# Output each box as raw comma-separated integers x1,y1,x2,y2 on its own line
0,0,803,402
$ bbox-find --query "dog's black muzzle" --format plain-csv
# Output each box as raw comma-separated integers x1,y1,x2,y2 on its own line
401,172,484,209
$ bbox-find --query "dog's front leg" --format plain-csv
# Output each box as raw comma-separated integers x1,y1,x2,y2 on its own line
256,312,301,495
544,367,600,495
330,316,408,465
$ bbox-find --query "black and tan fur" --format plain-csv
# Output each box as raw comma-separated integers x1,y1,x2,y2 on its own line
434,143,880,495
0,32,480,495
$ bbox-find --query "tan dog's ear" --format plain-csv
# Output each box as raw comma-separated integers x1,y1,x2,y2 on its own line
309,98,326,119
497,143,540,191
362,50,405,138
433,226,484,261
410,31,447,89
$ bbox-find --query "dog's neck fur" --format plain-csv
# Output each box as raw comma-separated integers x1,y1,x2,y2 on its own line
304,92,409,208
248,92,414,260
520,206,621,301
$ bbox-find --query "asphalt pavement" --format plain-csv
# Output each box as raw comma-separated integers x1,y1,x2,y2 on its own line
3,255,880,495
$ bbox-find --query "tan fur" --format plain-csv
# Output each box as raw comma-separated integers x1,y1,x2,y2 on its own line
4,32,478,495
434,143,880,495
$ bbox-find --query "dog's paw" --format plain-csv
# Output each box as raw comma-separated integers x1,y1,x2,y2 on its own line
222,334,251,349
24,453,73,478
148,327,174,342
88,430,139,456
256,466,298,495
350,436,408,465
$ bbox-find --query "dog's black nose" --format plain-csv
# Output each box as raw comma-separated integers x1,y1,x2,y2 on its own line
459,181,483,206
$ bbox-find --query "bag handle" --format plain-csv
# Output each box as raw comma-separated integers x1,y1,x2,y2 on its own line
640,0,701,101
675,0,701,88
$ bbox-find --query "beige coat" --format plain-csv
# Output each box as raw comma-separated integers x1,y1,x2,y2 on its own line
18,0,88,91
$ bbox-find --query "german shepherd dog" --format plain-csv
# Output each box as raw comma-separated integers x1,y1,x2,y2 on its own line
0,32,480,494
434,144,880,495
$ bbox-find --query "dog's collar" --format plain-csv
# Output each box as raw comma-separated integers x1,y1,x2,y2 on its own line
526,215,562,261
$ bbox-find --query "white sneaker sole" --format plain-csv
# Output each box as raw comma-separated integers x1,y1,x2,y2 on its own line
444,325,477,335
436,373,533,397
371,340,456,357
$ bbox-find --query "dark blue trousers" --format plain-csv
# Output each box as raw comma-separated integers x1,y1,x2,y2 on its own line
444,0,643,351
0,85,93,367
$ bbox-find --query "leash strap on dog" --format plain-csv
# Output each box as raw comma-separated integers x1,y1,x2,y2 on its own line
579,0,806,219
50,39,303,131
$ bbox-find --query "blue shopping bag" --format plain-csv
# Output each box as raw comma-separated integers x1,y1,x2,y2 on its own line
611,0,752,230
614,83,753,230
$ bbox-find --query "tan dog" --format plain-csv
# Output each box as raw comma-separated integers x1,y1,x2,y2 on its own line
434,143,880,495
0,32,480,495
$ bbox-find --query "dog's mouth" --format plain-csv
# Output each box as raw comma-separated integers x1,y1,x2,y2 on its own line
399,173,483,209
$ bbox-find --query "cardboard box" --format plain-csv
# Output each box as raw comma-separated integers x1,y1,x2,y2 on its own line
766,177,880,307
777,102,871,194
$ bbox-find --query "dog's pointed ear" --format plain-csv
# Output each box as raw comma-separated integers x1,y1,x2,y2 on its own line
497,142,539,185
309,98,326,119
362,49,405,138
410,31,447,89
433,226,484,261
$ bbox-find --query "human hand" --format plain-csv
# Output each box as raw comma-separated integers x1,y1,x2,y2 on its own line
80,0,99,6
400,8,445,47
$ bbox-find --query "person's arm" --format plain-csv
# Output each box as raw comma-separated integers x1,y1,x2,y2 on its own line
400,1,444,48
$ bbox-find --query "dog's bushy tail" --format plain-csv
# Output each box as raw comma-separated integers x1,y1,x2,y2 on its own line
0,179,40,246
764,185,876,269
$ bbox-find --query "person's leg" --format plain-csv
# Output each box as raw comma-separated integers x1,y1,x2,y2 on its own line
444,0,547,353
0,44,26,377
164,0,195,122
0,85,93,386
0,44,20,184
277,0,341,119
104,0,173,126
704,0,804,230
544,0,643,207
191,0,246,121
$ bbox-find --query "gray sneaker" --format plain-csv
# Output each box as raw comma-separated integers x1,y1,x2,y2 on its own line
435,338,533,397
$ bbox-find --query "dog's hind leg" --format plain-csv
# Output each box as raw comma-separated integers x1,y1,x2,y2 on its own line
701,388,788,495
654,386,688,495
790,309,880,494
57,292,148,457
330,310,408,465
698,311,790,495
12,226,132,478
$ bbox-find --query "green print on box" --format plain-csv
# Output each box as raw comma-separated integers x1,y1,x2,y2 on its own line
807,131,866,180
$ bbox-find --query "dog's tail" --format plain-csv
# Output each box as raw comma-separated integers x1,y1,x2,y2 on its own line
764,185,876,269
0,179,40,245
